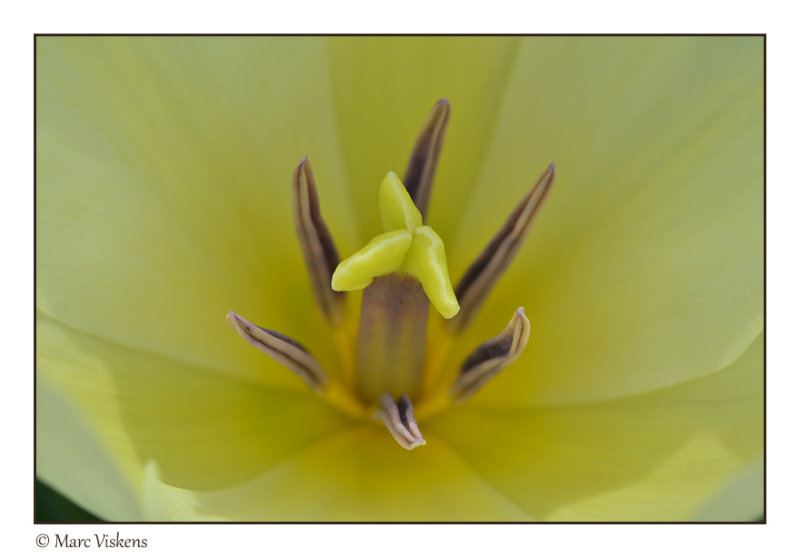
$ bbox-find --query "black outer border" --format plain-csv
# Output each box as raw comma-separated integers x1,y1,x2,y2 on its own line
33,33,767,526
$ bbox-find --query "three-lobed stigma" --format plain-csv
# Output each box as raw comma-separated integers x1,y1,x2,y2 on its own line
227,99,555,449
331,171,459,319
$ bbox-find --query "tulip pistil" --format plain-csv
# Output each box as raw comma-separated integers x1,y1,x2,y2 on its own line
354,274,429,402
330,170,459,406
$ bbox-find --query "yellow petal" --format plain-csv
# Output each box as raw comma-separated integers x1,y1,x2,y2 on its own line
378,171,423,232
37,380,144,520
449,36,764,406
143,426,533,521
428,333,763,520
328,36,520,240
36,36,355,386
401,226,460,318
690,458,764,521
331,230,413,291
36,311,353,519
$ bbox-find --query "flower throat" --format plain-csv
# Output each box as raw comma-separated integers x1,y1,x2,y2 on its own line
227,99,554,449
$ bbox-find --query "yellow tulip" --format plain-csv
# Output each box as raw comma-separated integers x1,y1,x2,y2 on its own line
36,36,763,521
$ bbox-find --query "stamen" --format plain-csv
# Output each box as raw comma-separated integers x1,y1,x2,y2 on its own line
376,394,426,450
292,157,345,327
226,310,328,393
450,307,531,401
403,98,451,218
448,163,555,333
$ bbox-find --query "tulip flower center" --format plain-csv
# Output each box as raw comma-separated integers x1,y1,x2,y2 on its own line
227,99,554,449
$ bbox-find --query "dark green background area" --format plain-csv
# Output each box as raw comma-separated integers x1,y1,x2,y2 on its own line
36,479,102,522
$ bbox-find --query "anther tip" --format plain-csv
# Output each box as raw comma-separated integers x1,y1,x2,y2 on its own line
225,310,245,334
292,157,311,189
433,99,451,119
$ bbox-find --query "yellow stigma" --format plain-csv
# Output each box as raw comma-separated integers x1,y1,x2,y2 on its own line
331,171,460,319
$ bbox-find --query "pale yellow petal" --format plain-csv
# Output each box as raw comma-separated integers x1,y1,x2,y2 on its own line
449,37,763,406
36,37,356,385
690,458,764,521
428,333,763,521
37,380,144,520
37,310,353,520
143,426,532,521
328,36,520,240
